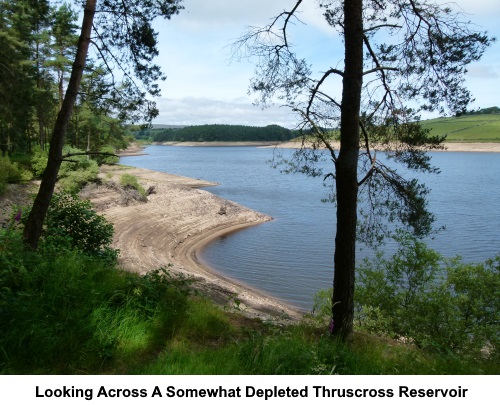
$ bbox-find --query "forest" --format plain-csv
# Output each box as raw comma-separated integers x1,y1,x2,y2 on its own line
142,124,296,142
0,0,132,157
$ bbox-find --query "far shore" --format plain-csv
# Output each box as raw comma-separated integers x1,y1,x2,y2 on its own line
264,140,500,153
120,140,500,155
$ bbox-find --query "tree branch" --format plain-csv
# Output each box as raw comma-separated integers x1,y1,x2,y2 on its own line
294,107,338,163
306,68,344,116
363,66,399,76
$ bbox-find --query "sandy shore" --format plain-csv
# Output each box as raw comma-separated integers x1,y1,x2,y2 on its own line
268,140,500,152
88,165,302,323
439,142,500,152
138,140,500,153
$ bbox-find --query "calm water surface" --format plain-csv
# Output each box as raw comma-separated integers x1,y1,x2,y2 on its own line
121,146,500,310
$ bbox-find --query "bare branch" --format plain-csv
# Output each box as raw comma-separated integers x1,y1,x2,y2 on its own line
279,0,305,48
363,66,399,76
364,23,402,33
294,107,338,163
306,68,343,116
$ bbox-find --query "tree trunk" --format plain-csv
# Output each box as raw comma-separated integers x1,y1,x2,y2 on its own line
23,0,96,250
331,0,364,339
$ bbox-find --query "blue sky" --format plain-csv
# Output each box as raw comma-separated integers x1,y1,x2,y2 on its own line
151,0,500,127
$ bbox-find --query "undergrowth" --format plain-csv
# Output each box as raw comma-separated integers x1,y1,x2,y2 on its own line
1,224,497,374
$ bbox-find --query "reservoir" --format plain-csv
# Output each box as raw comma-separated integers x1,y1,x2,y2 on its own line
121,145,500,310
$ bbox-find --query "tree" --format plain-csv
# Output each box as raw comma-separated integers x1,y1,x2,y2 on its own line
0,0,39,154
23,0,184,249
49,2,79,109
234,0,492,339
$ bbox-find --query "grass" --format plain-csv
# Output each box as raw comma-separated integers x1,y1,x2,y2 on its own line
289,114,500,144
421,114,500,142
1,227,497,375
120,173,147,197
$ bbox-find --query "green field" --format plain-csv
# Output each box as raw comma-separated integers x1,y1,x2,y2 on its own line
421,114,500,142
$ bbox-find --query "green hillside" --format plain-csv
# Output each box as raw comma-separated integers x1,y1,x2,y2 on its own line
421,112,500,142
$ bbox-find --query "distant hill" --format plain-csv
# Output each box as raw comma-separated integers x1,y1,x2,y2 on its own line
151,124,187,129
421,108,500,142
135,124,296,142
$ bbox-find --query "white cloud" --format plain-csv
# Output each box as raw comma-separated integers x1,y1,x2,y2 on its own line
155,96,297,127
174,0,292,31
467,64,500,79
452,0,500,15
151,0,500,125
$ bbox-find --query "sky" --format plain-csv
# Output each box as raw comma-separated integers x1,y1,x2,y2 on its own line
150,0,500,127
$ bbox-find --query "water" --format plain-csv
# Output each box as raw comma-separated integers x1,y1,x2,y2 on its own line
120,145,500,310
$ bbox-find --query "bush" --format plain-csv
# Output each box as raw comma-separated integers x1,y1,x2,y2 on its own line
354,233,499,358
30,146,49,177
94,145,119,165
0,156,21,183
58,147,99,193
58,163,99,194
0,156,22,194
30,146,99,193
44,192,118,262
120,174,146,198
311,233,499,359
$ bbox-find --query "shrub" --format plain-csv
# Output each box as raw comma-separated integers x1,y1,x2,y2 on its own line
9,152,33,181
354,233,499,358
0,156,22,194
58,163,99,194
94,145,119,165
311,233,499,359
58,147,99,193
45,192,118,262
31,146,99,193
120,173,146,198
30,146,49,177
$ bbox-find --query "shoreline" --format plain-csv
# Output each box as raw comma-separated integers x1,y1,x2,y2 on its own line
124,141,500,153
91,165,303,323
264,141,500,153
109,139,500,319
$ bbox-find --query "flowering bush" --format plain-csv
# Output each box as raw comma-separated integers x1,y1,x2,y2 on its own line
45,192,118,262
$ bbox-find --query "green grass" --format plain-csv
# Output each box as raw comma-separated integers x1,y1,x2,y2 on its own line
1,227,497,375
120,173,147,197
421,114,500,142
291,114,500,144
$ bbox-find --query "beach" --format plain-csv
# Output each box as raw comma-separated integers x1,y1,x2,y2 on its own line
156,140,500,152
262,140,500,153
88,164,303,323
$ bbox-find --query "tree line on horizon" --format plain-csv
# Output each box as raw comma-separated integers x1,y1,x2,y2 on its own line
140,124,297,142
462,106,500,115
